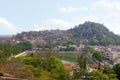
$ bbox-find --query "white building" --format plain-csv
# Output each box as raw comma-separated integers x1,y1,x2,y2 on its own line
105,51,120,64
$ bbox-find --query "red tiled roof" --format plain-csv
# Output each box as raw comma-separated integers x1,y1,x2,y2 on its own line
64,64,72,71
89,64,98,69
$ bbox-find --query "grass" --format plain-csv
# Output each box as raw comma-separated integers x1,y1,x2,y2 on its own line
56,53,80,63
56,53,91,64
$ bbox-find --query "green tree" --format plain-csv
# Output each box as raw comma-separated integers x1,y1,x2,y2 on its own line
38,71,56,80
46,56,67,80
0,50,6,62
0,50,3,56
84,47,94,54
74,54,88,79
56,38,62,45
92,50,102,70
13,55,68,80
90,38,99,45
17,41,32,50
43,42,54,49
92,51,102,62
78,54,87,69
103,66,118,80
103,66,115,75
113,63,120,80
90,70,109,80
66,40,78,45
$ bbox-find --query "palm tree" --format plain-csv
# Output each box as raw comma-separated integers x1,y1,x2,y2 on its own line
74,54,88,79
78,54,87,70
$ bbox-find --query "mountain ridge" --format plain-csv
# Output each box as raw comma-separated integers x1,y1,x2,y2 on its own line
11,21,120,46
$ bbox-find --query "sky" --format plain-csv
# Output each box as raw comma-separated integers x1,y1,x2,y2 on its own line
0,0,120,35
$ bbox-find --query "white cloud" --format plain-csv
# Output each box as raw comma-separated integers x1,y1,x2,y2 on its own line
45,18,75,29
32,19,75,31
93,1,120,12
33,0,120,35
71,0,120,34
105,23,120,35
90,0,120,34
58,6,88,14
32,25,41,31
73,15,100,25
58,7,78,13
0,17,18,35
92,0,120,20
80,7,88,11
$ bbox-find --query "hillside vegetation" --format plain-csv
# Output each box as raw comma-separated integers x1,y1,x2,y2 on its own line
70,21,120,45
12,21,120,46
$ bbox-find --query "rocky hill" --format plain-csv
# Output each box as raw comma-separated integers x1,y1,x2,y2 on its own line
0,35,12,42
69,21,120,45
11,21,120,46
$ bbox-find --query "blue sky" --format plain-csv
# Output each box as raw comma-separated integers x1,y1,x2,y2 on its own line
0,0,120,35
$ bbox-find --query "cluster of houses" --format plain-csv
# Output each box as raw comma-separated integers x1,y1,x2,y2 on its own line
32,44,120,73
56,44,120,65
59,45,120,76
89,45,120,65
62,60,104,77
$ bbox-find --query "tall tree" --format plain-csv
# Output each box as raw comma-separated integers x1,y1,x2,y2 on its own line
91,70,109,80
74,54,88,79
92,50,102,70
46,56,67,80
78,54,87,69
113,63,120,80
103,66,118,80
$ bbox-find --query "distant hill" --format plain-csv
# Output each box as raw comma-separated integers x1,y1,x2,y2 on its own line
11,21,120,46
69,21,120,45
0,35,12,42
0,35,12,37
